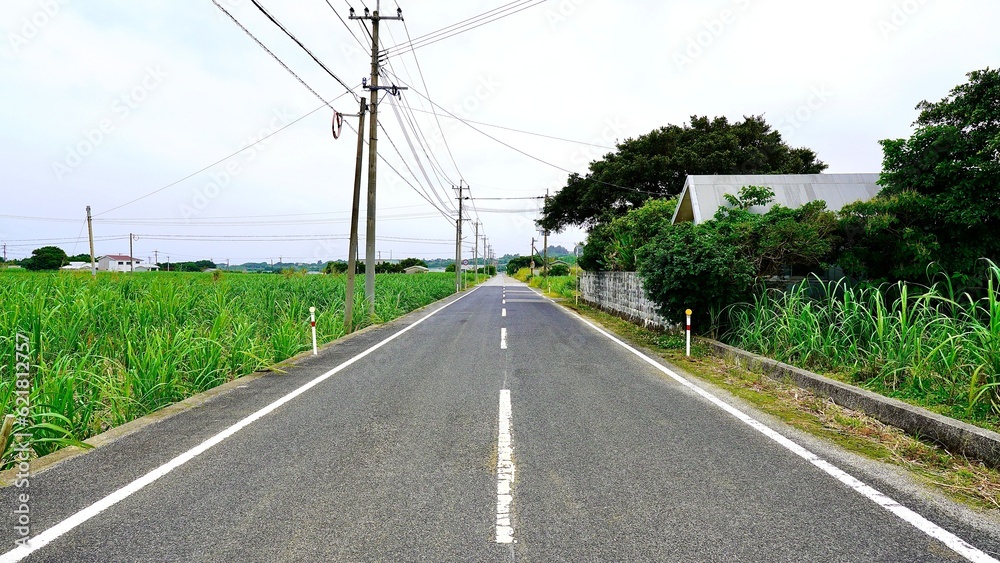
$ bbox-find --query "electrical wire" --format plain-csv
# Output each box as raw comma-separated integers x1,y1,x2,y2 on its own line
247,0,358,97
322,0,367,50
343,120,456,223
95,98,346,217
401,18,464,184
403,106,616,150
211,0,342,109
384,0,543,58
390,76,663,197
385,93,457,214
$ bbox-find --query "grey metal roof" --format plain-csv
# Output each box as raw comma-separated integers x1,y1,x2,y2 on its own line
670,173,881,224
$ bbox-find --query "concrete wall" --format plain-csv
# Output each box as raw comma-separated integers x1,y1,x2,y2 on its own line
579,272,670,329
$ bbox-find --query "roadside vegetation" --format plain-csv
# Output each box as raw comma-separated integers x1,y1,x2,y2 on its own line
538,68,1000,430
727,266,1000,431
0,271,458,469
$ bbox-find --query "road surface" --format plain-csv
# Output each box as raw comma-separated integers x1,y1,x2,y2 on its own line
2,275,999,561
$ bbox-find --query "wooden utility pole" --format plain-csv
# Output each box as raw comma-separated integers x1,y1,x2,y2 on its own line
345,98,368,334
364,12,379,315
86,206,96,276
351,2,404,316
543,190,550,291
473,221,479,286
455,183,464,292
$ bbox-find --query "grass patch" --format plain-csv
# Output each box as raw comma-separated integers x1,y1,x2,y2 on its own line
528,275,578,300
725,269,1000,432
563,300,1000,510
0,271,459,469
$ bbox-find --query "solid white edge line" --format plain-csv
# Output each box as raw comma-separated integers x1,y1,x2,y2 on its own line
0,286,481,563
496,389,515,544
500,327,508,350
564,310,997,563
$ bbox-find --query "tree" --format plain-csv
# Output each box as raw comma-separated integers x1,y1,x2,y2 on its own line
845,68,1000,282
23,246,68,271
445,263,456,273
539,115,827,232
398,258,428,269
548,264,570,276
374,262,404,274
579,198,677,271
66,253,92,263
712,187,839,279
504,255,543,276
324,261,348,274
636,186,839,328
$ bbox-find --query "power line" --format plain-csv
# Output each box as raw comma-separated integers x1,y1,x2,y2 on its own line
384,92,457,214
471,196,545,201
95,98,344,217
210,0,343,109
0,204,433,224
375,119,455,219
323,0,367,50
401,17,464,184
343,120,455,223
247,0,358,97
384,0,543,58
403,106,616,150
389,1,548,56
391,76,661,197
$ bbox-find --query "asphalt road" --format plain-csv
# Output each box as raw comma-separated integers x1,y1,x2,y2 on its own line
2,274,1000,562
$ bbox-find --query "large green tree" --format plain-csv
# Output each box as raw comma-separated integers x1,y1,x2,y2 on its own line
24,246,68,271
840,68,1000,282
539,115,827,232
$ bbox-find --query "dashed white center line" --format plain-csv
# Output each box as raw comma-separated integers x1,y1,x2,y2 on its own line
500,328,508,349
502,308,507,317
496,389,515,544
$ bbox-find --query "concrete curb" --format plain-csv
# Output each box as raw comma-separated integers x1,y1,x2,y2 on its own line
704,339,1000,467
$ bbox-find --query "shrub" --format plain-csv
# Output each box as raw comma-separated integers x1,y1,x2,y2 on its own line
548,264,570,276
637,221,755,327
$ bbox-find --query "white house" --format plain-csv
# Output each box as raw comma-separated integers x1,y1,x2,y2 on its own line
671,173,881,225
404,265,429,274
98,255,143,272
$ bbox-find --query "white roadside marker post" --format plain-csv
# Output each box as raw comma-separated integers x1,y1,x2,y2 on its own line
685,309,692,357
310,306,318,356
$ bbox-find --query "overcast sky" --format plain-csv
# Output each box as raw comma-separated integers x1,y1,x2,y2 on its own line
1,0,995,265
